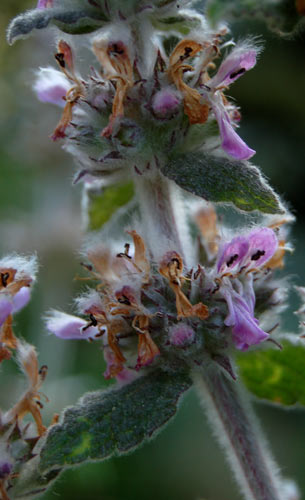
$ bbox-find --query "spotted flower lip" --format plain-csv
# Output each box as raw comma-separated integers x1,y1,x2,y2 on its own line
217,235,249,275
201,44,259,160
208,46,257,90
245,227,278,269
216,227,278,350
217,227,278,277
45,311,100,340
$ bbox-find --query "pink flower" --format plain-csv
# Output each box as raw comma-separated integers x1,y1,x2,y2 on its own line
212,102,255,161
209,47,257,89
0,299,13,327
217,227,278,277
33,68,70,107
36,0,53,8
216,227,278,350
0,255,37,326
45,311,99,340
202,44,259,160
221,284,268,351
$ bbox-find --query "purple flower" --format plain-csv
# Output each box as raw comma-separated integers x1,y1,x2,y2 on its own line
217,235,249,275
46,311,100,340
0,255,37,326
217,227,278,277
12,287,31,313
209,47,257,89
202,44,259,160
216,227,278,350
33,68,69,107
36,0,53,8
212,102,255,160
0,298,13,327
221,284,268,350
245,227,278,269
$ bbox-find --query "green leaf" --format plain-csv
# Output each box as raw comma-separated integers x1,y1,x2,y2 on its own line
39,369,191,472
205,0,304,37
87,182,134,231
160,152,283,214
7,7,108,44
237,337,305,406
152,13,202,35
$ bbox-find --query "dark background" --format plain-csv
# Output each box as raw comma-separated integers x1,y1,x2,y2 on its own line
0,2,305,499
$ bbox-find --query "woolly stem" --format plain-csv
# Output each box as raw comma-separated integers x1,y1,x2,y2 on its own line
133,169,193,265
193,366,285,500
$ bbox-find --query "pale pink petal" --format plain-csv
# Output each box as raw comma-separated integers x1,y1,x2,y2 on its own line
12,287,31,313
37,0,53,8
103,346,137,384
46,311,99,340
0,298,13,327
33,68,69,107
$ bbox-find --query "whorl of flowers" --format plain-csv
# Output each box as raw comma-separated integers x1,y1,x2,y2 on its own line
45,213,288,381
33,25,260,185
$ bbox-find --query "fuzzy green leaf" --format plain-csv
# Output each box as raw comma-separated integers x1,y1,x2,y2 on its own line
7,7,108,44
160,152,283,214
39,369,191,472
87,182,134,231
237,338,305,406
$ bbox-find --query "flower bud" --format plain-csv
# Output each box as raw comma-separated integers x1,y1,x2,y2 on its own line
0,461,13,480
169,324,195,346
152,88,181,119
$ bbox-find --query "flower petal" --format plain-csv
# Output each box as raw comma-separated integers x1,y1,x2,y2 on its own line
46,311,99,340
0,298,13,327
222,288,268,350
210,47,257,89
245,227,278,269
213,104,255,160
33,68,69,107
37,0,53,8
12,286,31,313
217,237,249,275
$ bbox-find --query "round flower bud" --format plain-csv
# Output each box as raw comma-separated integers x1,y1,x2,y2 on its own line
152,88,181,119
169,324,195,346
0,461,13,480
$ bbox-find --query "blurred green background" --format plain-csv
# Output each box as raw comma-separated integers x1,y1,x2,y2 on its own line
1,2,305,499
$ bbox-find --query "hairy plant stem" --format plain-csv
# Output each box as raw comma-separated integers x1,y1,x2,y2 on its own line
193,366,285,500
134,170,193,265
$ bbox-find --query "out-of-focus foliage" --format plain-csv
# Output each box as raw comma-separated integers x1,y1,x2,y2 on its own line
238,339,305,406
88,183,134,231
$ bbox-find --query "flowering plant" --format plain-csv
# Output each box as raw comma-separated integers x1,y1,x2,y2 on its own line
1,0,305,499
